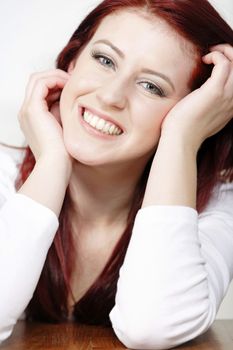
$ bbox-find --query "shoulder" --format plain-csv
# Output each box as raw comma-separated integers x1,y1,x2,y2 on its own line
201,181,233,217
0,143,25,205
0,143,25,165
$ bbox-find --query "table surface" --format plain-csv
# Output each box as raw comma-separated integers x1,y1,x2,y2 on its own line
0,320,232,349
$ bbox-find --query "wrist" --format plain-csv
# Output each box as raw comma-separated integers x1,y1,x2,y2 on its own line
36,153,72,186
143,129,198,209
19,153,72,216
159,128,200,157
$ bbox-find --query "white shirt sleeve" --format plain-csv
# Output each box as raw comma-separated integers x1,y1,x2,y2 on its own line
109,182,233,350
0,146,59,343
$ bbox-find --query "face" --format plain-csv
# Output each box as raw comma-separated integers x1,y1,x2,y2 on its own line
60,10,196,168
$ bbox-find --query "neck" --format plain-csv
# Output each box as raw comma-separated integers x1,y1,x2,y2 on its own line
68,159,148,231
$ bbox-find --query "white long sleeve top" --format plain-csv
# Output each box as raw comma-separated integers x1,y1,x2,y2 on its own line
0,144,233,350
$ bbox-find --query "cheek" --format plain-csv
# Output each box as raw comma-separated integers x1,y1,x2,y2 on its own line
131,99,179,153
64,76,96,97
69,57,106,95
59,74,99,121
133,99,175,134
60,72,106,109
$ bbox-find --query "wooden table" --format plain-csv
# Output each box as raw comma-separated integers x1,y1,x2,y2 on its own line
0,320,232,349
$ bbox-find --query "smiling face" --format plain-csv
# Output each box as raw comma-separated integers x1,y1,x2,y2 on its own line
60,9,197,168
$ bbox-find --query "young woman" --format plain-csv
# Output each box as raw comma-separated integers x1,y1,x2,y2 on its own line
0,0,233,348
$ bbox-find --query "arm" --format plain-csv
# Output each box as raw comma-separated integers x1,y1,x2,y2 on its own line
110,46,233,349
110,183,233,350
18,70,72,215
0,194,58,342
0,147,58,342
0,70,72,343
142,44,233,210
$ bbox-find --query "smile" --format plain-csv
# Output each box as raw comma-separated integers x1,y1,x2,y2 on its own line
82,108,123,136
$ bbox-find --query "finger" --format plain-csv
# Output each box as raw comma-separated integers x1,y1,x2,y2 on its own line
202,51,231,88
47,90,62,109
208,49,233,95
50,101,61,124
225,68,233,99
210,44,233,61
25,70,69,102
24,69,70,102
27,76,68,112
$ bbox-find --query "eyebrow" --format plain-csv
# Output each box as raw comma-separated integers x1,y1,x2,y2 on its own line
93,39,175,91
94,39,125,58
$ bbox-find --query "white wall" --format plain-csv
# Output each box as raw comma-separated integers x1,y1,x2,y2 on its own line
0,0,232,318
0,0,232,145
0,0,101,145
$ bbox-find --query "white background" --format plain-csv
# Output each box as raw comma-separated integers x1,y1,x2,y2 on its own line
0,0,233,318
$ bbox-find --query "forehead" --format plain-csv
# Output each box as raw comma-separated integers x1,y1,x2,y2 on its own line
89,10,197,94
92,9,195,55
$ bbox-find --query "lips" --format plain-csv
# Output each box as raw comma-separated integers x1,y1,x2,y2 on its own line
80,106,124,136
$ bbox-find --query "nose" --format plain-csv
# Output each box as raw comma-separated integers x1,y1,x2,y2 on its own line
96,76,128,110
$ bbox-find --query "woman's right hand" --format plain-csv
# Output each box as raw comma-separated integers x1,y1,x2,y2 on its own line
160,44,233,153
18,69,71,162
18,70,73,215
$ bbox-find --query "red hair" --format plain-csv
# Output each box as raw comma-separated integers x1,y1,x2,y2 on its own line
16,0,233,325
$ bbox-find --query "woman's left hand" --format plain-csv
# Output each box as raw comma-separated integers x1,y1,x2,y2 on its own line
161,44,233,152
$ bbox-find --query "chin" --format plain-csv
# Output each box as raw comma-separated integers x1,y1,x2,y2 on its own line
64,143,109,167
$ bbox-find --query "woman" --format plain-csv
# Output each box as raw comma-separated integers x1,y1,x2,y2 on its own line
0,0,233,348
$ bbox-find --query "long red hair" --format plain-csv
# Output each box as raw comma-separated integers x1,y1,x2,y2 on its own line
16,0,233,325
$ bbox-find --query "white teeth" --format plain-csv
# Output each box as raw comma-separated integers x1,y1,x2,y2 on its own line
89,115,98,128
103,122,111,133
82,109,122,136
96,119,105,130
85,112,92,123
109,125,115,134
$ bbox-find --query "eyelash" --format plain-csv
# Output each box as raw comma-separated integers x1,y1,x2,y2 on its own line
91,50,165,97
91,50,116,70
138,81,165,97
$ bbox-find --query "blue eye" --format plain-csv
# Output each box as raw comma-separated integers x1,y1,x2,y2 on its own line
91,51,115,70
139,81,165,97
